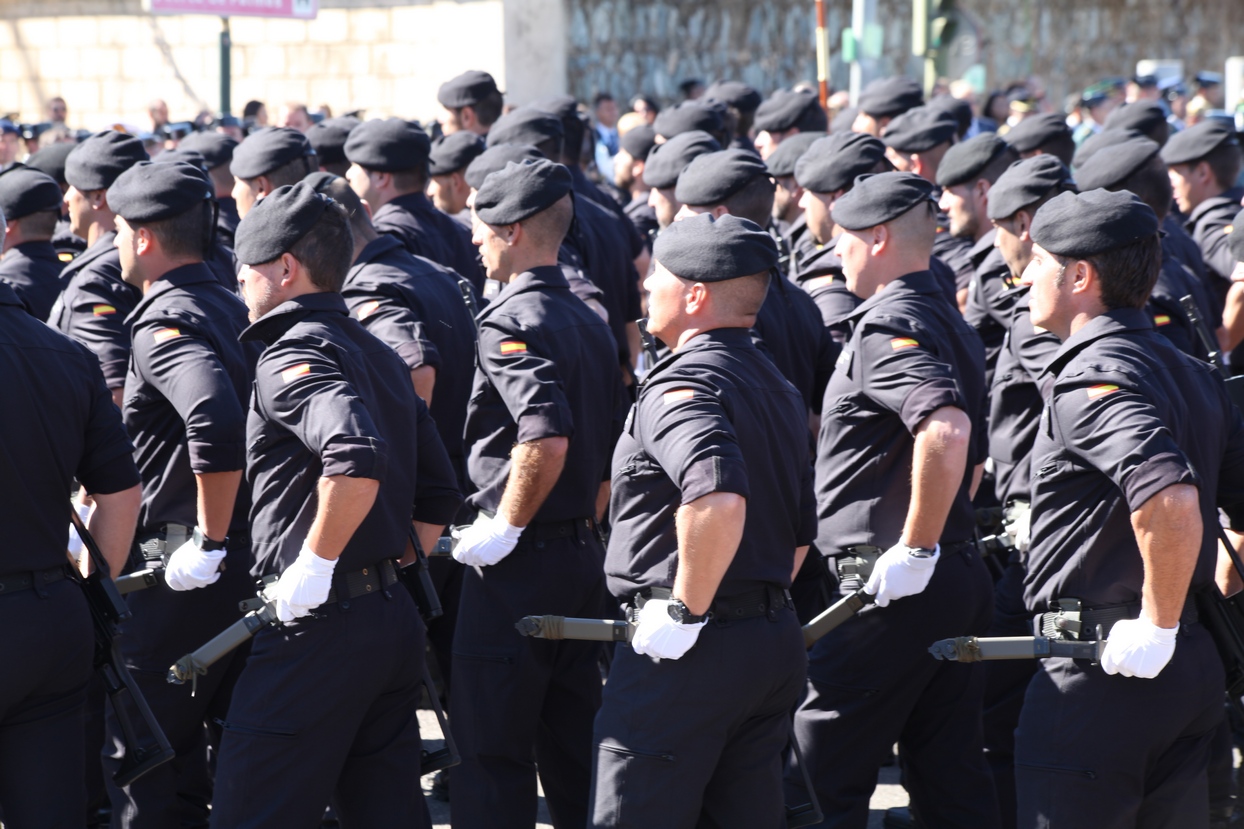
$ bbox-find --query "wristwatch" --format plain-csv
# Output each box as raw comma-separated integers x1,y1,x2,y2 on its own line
903,544,937,559
193,527,228,552
666,597,709,625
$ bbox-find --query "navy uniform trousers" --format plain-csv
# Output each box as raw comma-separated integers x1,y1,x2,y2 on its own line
209,583,429,829
786,545,1000,828
1014,621,1223,829
589,603,806,829
451,525,607,829
0,577,94,829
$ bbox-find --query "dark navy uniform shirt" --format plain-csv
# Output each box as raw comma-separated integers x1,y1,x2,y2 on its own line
1163,214,1208,307
122,263,259,535
1024,308,1244,611
780,213,821,278
1148,248,1214,361
342,234,478,490
933,214,975,293
463,265,625,522
1185,188,1244,294
49,231,141,388
606,327,816,599
216,196,240,249
372,190,484,295
241,292,462,577
754,269,837,414
815,270,987,556
0,240,63,320
623,194,658,253
52,217,87,259
0,280,138,573
566,194,642,368
792,239,862,344
962,228,1017,387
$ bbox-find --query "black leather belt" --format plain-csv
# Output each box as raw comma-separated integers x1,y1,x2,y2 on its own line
478,510,596,544
0,566,68,596
1035,599,1197,641
324,559,399,605
636,583,793,622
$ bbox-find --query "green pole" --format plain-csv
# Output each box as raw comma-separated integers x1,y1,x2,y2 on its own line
220,17,232,116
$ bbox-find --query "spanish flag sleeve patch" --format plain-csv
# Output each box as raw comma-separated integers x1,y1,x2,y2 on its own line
357,300,380,320
663,389,695,405
281,363,311,384
1153,314,1171,327
1086,384,1120,400
152,327,181,343
891,337,919,350
499,340,528,355
92,304,116,316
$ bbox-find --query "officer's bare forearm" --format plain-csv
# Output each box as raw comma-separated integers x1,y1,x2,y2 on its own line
305,475,380,561
399,520,446,566
1217,530,1244,598
89,484,141,577
1132,483,1202,628
110,387,124,409
498,437,568,528
1221,283,1244,352
792,545,809,583
626,321,642,370
196,470,242,542
903,406,971,549
672,492,747,616
411,366,436,407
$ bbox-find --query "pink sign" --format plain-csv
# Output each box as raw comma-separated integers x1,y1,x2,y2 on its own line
144,0,318,20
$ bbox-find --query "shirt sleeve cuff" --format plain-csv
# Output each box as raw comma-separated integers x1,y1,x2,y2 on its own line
899,377,965,435
412,493,464,526
100,358,128,389
188,439,247,474
679,456,750,505
79,449,141,496
1120,452,1197,512
321,436,389,481
394,340,441,372
515,404,574,444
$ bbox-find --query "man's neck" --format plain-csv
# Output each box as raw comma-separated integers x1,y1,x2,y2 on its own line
86,216,116,247
352,227,379,263
670,321,752,352
138,258,202,294
497,256,558,283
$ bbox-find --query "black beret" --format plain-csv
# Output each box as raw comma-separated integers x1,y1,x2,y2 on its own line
437,70,501,109
0,165,64,221
107,160,212,223
704,81,762,113
231,128,315,180
654,213,778,281
473,158,573,226
986,155,1076,221
936,133,1014,188
465,144,545,190
1228,208,1244,264
831,171,936,231
1074,136,1161,191
926,95,973,137
675,149,768,206
1030,189,1158,259
153,148,208,172
65,130,149,192
654,101,725,140
1104,102,1167,138
176,131,237,169
1003,112,1072,153
619,125,658,162
234,182,333,265
25,141,76,185
1072,127,1141,169
429,131,486,176
753,90,821,133
857,77,924,118
306,117,360,166
486,108,564,149
830,106,859,134
303,171,339,194
795,132,887,194
1160,119,1240,167
881,106,958,153
765,131,825,178
343,118,430,173
642,130,722,190
529,95,580,123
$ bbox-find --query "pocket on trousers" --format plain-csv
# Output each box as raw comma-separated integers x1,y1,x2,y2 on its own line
453,645,522,755
593,740,676,827
1015,761,1096,780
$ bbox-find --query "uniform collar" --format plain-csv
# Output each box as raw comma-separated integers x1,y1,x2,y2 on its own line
386,191,434,215
10,240,59,260
239,291,349,345
1187,187,1244,225
648,327,755,377
1042,307,1154,377
478,265,568,319
0,279,23,309
127,262,220,322
848,269,942,321
64,231,117,271
350,233,405,273
795,239,842,281
968,227,997,264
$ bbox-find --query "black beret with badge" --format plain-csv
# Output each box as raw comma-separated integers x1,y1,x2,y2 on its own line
343,118,430,172
486,108,564,149
831,171,937,231
795,132,888,194
986,155,1076,221
704,81,762,114
881,105,958,153
106,160,213,223
465,144,545,190
234,182,333,265
473,158,573,226
936,133,1015,188
1030,189,1158,259
437,70,501,109
65,130,149,192
653,213,778,282
231,127,315,180
1003,112,1072,154
674,149,769,206
1073,136,1161,191
1160,119,1241,167
765,131,825,178
306,116,361,166
753,90,826,134
0,164,64,221
654,101,726,140
642,130,722,190
857,76,924,118
429,131,487,177
176,131,238,169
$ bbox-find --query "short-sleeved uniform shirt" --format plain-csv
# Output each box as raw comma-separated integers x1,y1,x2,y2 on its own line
792,239,862,344
606,327,817,599
123,263,260,535
754,270,838,415
933,211,976,294
463,265,626,522
815,270,988,556
0,280,138,573
0,240,64,320
1024,308,1244,611
49,232,142,388
1148,247,1215,361
372,190,485,296
963,228,1018,387
565,195,642,368
241,292,462,577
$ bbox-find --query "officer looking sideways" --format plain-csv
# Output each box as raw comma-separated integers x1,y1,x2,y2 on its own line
0,163,67,320
788,172,999,828
209,183,462,828
229,126,317,218
1014,188,1244,828
591,213,814,827
100,160,260,826
451,158,624,829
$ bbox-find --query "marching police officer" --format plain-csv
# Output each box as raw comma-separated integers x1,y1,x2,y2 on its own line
306,116,361,178
229,127,317,219
437,70,504,137
765,131,824,274
428,130,487,232
643,129,721,231
0,164,67,319
1014,188,1244,827
751,88,827,159
26,140,90,259
591,213,814,826
852,76,924,137
210,182,461,827
788,172,999,827
1001,112,1076,167
451,158,624,829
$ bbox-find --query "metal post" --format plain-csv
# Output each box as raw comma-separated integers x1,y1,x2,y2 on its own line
815,0,829,108
220,17,232,116
849,0,866,103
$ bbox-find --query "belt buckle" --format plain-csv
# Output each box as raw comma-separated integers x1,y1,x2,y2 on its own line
1044,598,1083,640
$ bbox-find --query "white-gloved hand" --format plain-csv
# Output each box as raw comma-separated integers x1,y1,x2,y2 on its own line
451,514,525,567
630,599,706,660
275,543,338,622
164,536,227,591
1100,616,1178,679
865,543,941,607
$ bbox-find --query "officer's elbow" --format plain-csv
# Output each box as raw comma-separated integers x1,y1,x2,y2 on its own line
916,406,972,451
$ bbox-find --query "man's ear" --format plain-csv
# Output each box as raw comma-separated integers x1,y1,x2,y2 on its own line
685,281,710,315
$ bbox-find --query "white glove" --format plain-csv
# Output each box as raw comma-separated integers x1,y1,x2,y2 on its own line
865,542,941,607
164,536,227,591
275,543,338,622
451,513,525,567
630,599,706,660
1100,616,1178,679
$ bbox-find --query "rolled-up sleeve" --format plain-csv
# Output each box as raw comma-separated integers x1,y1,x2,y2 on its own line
860,320,967,434
641,376,749,505
478,319,574,444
